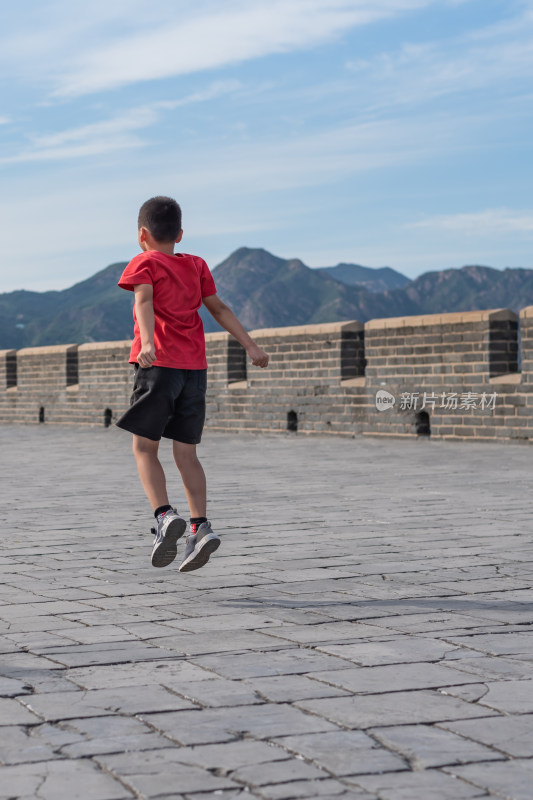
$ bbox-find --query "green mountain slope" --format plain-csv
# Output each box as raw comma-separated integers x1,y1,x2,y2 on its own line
400,265,533,314
200,248,405,332
0,249,532,348
0,263,131,347
319,262,410,291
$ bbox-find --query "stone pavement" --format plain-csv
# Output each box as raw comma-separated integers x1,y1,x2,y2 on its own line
1,425,533,800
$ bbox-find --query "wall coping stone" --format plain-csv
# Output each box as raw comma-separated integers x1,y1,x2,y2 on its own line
0,349,17,358
520,305,533,319
204,332,230,342
489,372,522,385
365,308,517,330
341,376,366,387
18,344,78,356
78,341,131,352
249,321,362,337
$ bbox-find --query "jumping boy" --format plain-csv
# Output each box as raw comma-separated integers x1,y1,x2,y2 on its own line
116,196,269,572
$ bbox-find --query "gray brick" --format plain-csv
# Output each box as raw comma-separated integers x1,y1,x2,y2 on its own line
0,697,42,725
308,662,486,694
142,703,340,745
443,760,533,800
296,690,498,729
353,769,488,799
0,759,133,799
19,685,197,721
232,758,329,787
369,723,505,769
96,748,241,796
273,730,406,775
440,714,533,758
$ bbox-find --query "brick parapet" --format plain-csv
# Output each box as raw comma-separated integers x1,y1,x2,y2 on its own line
247,321,365,388
365,308,518,384
0,311,532,442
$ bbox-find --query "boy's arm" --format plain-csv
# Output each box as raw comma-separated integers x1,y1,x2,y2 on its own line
203,294,269,368
133,284,157,368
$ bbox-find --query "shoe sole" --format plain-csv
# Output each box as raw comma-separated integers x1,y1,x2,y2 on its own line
179,534,220,572
151,517,187,568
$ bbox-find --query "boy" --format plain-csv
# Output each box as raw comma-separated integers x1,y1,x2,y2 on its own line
116,196,269,572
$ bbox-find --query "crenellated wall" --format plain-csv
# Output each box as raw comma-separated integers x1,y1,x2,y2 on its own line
362,308,527,441
1,306,532,443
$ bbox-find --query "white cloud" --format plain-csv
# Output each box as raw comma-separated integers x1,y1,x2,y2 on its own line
0,80,242,165
408,209,533,235
50,0,439,98
0,113,150,165
346,5,533,108
29,110,157,150
157,80,243,110
163,109,487,194
0,107,482,287
5,74,469,173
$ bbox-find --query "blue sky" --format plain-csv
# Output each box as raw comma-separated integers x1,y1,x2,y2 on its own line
1,0,532,291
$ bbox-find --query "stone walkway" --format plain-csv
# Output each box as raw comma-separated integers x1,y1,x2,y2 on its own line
1,425,532,800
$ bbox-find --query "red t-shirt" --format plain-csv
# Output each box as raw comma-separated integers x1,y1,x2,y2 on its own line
118,250,217,369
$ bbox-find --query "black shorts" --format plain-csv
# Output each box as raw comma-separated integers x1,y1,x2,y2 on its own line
116,365,207,443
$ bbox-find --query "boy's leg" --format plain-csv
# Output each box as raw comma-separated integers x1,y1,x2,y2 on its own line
172,441,206,517
132,434,169,510
173,440,221,572
132,434,186,567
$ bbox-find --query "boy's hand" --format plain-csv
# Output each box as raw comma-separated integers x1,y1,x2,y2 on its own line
138,343,156,368
247,344,269,368
202,295,269,368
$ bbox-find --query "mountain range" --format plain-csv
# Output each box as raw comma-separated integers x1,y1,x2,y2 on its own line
1,247,532,349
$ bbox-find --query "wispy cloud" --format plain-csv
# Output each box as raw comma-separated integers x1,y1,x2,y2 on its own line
157,80,243,111
346,4,533,108
51,0,440,98
408,209,533,235
8,73,472,174
0,109,483,277
161,108,490,197
0,110,152,165
29,109,157,149
0,80,242,165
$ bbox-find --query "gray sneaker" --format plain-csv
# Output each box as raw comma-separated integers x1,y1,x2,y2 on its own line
151,509,187,568
179,522,221,572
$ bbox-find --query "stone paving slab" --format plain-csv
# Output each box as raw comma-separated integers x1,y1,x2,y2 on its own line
95,748,240,796
352,769,489,799
19,684,197,720
295,689,495,728
442,760,533,800
1,424,532,799
368,723,505,769
439,714,533,758
1,758,134,799
271,730,407,776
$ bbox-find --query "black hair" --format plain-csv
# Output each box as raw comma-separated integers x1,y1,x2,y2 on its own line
138,196,182,242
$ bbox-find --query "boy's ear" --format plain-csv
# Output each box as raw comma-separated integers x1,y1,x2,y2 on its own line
175,229,183,244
